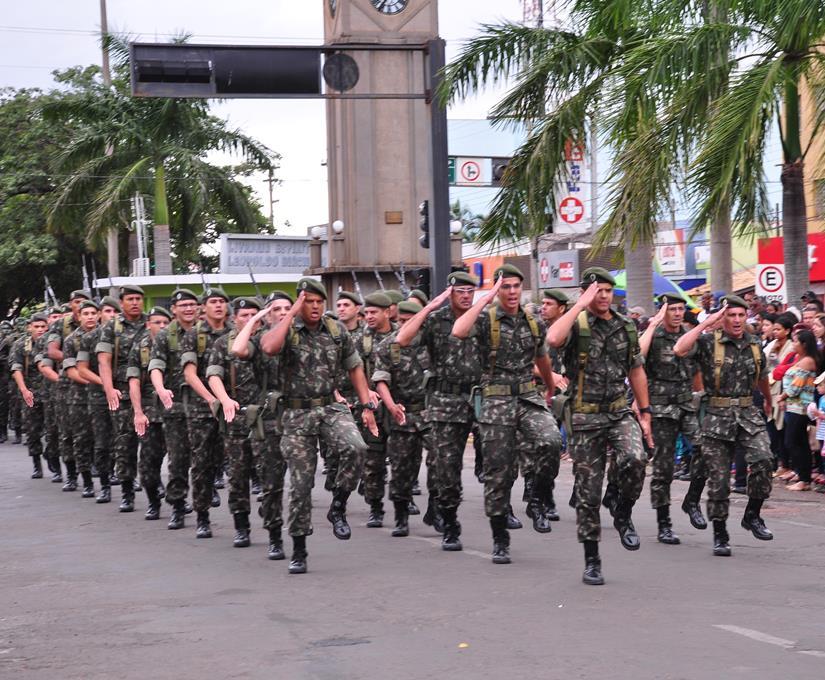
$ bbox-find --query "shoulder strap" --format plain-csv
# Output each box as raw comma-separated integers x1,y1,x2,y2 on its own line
24,337,32,373
713,330,725,394
113,317,124,374
575,311,590,410
228,330,237,399
624,318,638,368
196,321,207,357
63,315,72,338
324,316,341,342
390,341,402,366
750,339,762,388
363,332,373,357
167,320,179,352
488,306,500,376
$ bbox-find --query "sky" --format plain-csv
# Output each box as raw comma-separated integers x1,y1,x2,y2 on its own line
0,0,784,244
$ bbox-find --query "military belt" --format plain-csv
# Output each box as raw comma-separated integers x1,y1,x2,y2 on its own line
649,392,693,406
430,379,474,396
482,381,537,398
573,396,628,414
283,395,335,409
397,400,426,413
709,395,753,408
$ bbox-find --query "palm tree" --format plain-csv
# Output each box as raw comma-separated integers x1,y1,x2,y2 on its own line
450,198,484,241
44,36,278,274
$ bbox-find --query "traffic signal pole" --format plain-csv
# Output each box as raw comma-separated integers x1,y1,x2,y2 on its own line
427,38,451,296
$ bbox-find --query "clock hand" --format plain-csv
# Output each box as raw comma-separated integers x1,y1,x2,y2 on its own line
378,0,388,11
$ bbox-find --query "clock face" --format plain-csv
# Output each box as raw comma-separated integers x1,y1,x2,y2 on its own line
370,0,409,15
328,0,336,16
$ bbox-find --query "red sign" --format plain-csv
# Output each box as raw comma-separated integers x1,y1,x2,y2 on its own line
559,196,585,224
758,265,784,292
564,140,584,162
460,160,481,183
758,234,825,282
559,262,575,281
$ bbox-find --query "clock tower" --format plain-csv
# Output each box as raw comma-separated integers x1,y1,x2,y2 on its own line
316,0,458,295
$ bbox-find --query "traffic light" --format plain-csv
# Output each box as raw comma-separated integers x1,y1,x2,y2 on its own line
418,200,430,249
491,157,512,187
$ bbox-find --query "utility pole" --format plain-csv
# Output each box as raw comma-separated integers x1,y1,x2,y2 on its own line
264,167,276,231
524,0,543,299
100,0,118,293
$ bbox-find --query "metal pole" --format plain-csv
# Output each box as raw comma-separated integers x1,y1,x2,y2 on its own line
100,0,118,292
427,38,451,295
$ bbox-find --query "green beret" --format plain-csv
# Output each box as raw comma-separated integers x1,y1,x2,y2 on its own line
100,296,121,312
363,292,392,309
493,263,524,281
297,277,327,300
580,267,615,287
119,284,145,298
397,301,420,315
202,287,229,303
69,289,90,301
658,292,685,306
232,296,262,311
447,271,478,287
384,290,405,305
59,304,70,313
337,291,362,306
407,289,428,305
49,306,62,316
720,294,747,310
266,290,294,305
324,311,339,320
30,313,48,323
148,306,172,320
171,288,199,304
543,288,569,304
79,300,100,311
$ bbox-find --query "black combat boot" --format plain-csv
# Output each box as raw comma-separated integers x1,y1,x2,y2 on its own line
522,473,535,503
568,487,577,508
268,528,285,560
422,496,445,534
613,498,640,551
411,480,422,496
211,488,221,508
50,457,63,483
366,500,384,528
582,541,604,585
96,485,111,504
288,535,308,574
326,489,352,540
31,455,43,479
681,477,708,529
391,501,410,537
213,471,225,489
144,488,160,520
12,429,22,445
250,469,261,497
601,482,619,518
119,479,135,512
506,504,523,530
490,515,511,564
157,481,166,500
407,499,420,516
526,480,551,533
62,460,78,492
184,501,194,514
196,511,212,538
440,507,463,551
0,431,6,443
712,519,731,556
545,488,560,521
233,513,251,547
656,506,680,545
108,472,119,486
80,470,95,498
167,501,185,530
741,498,773,540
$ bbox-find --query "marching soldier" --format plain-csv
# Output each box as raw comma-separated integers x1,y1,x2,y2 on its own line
0,321,13,443
452,264,562,564
37,308,65,481
127,306,172,521
547,268,653,586
259,278,376,574
10,315,48,478
335,291,362,333
673,295,774,556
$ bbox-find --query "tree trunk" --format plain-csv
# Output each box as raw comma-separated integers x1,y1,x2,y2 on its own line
624,239,654,314
709,201,732,293
782,160,808,305
152,164,173,275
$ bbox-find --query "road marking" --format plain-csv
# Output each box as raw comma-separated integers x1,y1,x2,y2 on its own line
799,651,825,658
382,529,491,560
714,625,795,649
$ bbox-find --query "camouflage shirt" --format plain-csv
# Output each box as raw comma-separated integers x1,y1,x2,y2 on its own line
179,320,232,416
277,316,361,399
61,327,88,405
205,329,260,407
77,325,106,404
10,335,42,392
125,329,162,423
96,313,149,395
148,320,192,414
646,326,697,419
372,329,430,433
46,315,80,387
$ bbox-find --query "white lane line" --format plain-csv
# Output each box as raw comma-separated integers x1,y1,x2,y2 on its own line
714,625,795,649
799,651,825,658
381,528,492,560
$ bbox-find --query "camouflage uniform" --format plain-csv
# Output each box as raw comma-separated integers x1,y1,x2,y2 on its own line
10,335,44,462
34,334,60,472
471,306,562,519
96,313,148,485
179,321,231,514
149,321,193,510
689,331,772,522
372,329,431,505
277,316,367,537
646,326,700,509
0,329,12,437
7,329,24,438
62,328,94,477
78,326,115,484
45,316,80,473
562,311,647,543
126,331,166,501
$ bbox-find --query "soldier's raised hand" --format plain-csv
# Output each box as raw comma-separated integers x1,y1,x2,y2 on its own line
426,286,452,311
652,303,668,325
577,281,601,309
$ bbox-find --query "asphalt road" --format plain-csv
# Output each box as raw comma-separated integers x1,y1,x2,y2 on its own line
1,442,823,680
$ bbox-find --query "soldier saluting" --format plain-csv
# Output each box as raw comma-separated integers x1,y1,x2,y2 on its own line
673,295,774,556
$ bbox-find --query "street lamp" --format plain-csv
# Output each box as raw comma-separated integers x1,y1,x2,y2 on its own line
310,226,324,240
332,219,345,234
450,220,463,235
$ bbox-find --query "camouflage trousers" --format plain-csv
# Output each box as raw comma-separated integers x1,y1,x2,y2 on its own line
89,399,114,483
387,412,430,504
8,385,21,432
187,415,223,514
359,411,388,503
703,428,772,522
43,389,60,465
138,421,165,498
162,408,191,506
253,418,286,533
280,403,367,537
0,373,9,432
22,400,44,458
479,398,562,518
56,388,76,465
569,414,647,543
224,420,254,515
112,400,139,482
67,400,94,473
432,419,474,512
650,411,699,509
